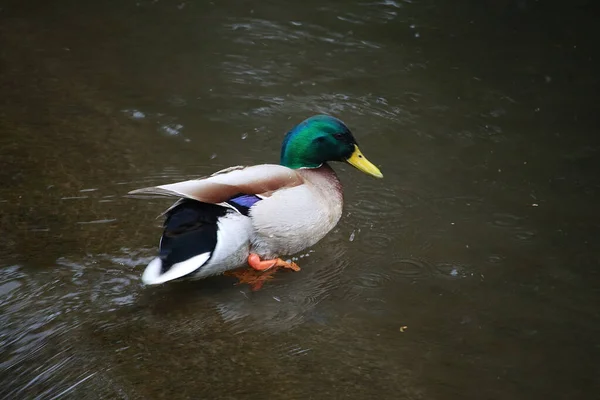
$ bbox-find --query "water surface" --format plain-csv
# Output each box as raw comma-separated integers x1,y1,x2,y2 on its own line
1,0,599,399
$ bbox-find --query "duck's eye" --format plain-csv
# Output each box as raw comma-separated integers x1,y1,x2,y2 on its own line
333,133,344,140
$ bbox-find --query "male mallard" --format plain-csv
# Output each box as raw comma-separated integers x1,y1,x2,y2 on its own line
130,115,382,287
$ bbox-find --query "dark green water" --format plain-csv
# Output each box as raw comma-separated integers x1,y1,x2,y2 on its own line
1,0,598,398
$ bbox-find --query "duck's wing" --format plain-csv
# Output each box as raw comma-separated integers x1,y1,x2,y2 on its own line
128,164,305,204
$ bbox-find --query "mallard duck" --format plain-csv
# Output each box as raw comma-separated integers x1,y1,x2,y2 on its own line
130,115,382,286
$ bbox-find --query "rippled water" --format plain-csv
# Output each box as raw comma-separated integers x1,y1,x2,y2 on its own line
1,0,599,398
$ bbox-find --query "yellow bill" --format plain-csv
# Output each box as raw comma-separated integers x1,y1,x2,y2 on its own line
346,145,383,178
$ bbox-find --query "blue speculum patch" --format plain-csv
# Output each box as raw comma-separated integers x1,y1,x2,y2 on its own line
226,194,262,215
229,194,262,208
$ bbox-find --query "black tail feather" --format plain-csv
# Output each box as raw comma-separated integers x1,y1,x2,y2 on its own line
158,199,228,274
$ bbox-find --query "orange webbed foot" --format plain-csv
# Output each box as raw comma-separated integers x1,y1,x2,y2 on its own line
224,254,301,291
248,253,301,272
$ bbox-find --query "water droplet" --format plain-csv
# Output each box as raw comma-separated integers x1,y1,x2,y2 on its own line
160,123,183,136
241,132,248,140
349,230,356,242
123,109,146,119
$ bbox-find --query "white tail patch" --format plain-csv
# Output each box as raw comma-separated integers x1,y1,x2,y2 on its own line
141,253,211,285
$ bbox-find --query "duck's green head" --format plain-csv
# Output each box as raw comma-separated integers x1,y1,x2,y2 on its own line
280,115,383,178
